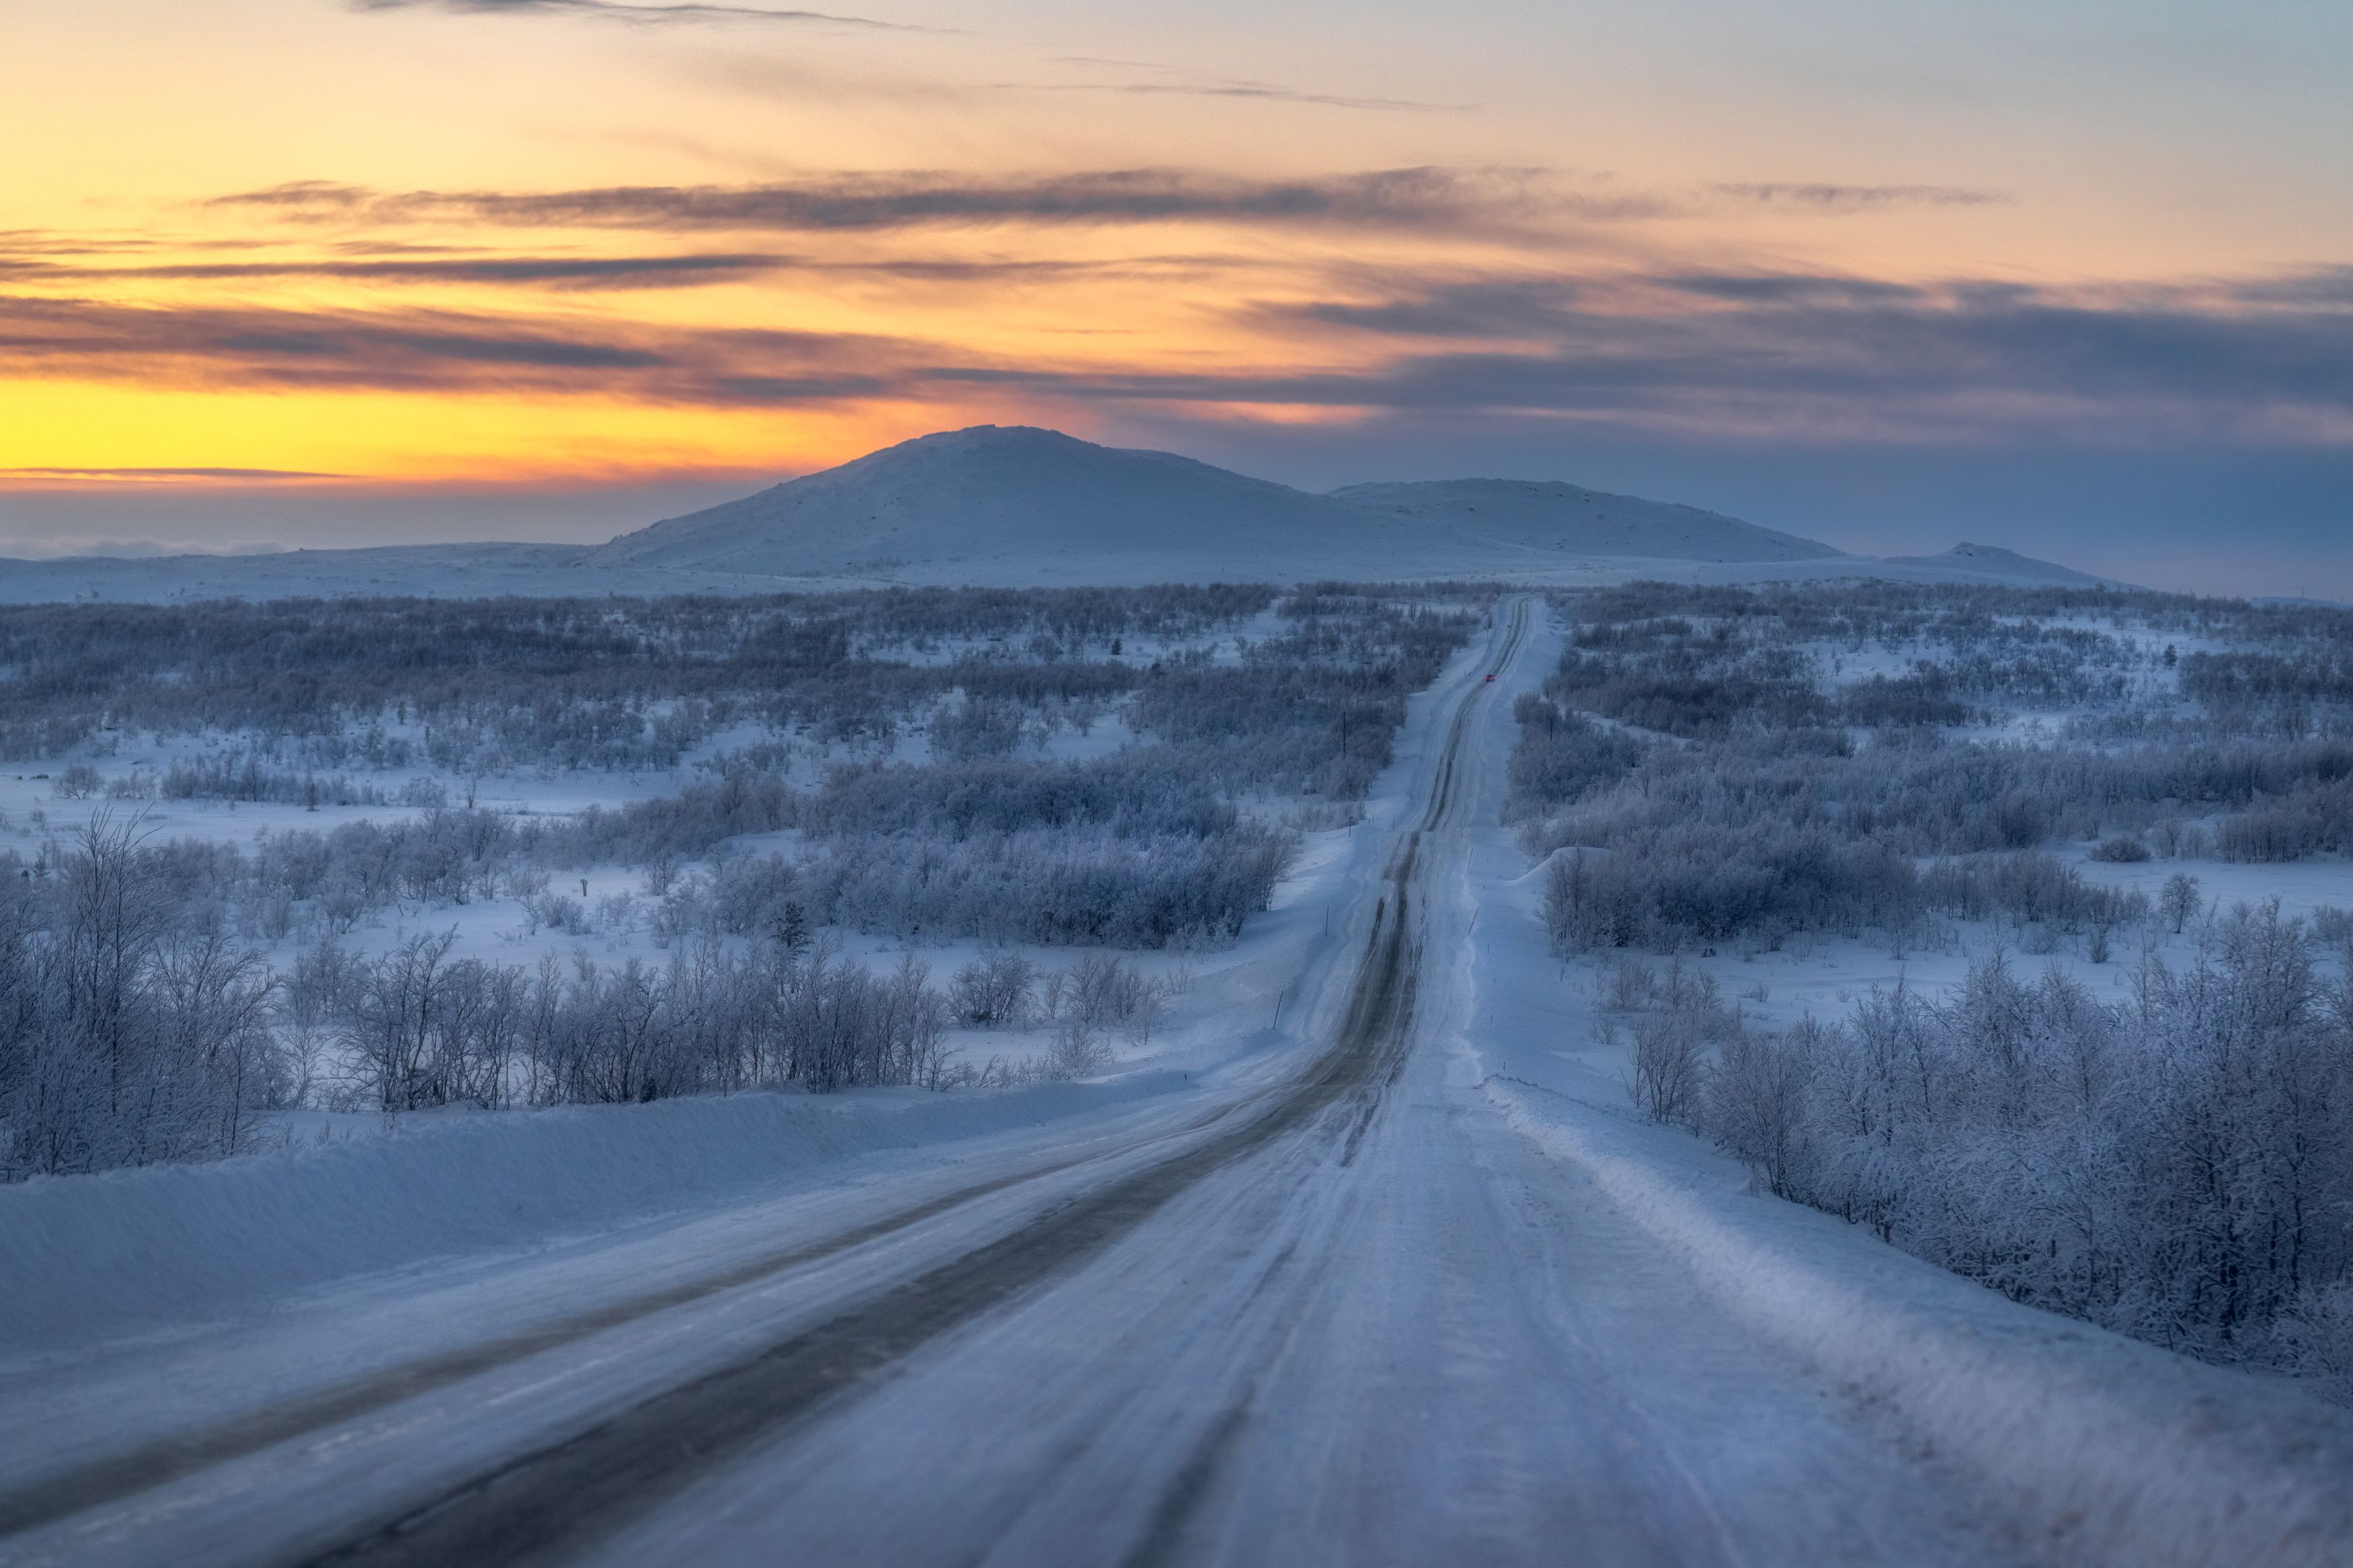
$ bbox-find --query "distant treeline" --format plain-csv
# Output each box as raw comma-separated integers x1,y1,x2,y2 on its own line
0,583,1277,765
1511,582,2353,955
4,593,1475,954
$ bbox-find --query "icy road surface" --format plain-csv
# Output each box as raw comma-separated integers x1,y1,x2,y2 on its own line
3,599,2349,1567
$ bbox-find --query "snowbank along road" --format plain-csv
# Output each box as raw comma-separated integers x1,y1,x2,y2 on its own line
5,595,2348,1567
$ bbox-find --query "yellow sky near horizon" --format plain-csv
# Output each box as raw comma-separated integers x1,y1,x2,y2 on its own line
3,0,2350,501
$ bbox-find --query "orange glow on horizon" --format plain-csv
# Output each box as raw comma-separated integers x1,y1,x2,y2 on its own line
2,0,2346,501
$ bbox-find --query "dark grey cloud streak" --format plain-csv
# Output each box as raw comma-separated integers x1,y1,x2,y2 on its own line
206,169,1572,234
0,253,792,289
0,292,914,402
203,169,2001,237
9,267,2349,442
0,228,1252,295
1220,272,2353,440
30,162,2349,452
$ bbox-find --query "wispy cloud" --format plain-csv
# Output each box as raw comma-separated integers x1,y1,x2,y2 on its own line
207,168,1540,234
0,251,793,290
1289,278,1585,337
198,169,2011,241
11,263,2349,447
0,233,1250,295
992,274,2353,444
0,292,924,403
0,467,347,483
1008,79,1474,113
1659,273,1928,305
348,0,930,30
2233,266,2353,307
1714,182,2010,211
205,180,378,213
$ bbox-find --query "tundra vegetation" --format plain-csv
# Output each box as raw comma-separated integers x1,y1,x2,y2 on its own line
1512,581,2353,1398
0,583,1480,1180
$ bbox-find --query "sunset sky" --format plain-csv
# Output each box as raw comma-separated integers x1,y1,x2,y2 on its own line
3,1,2348,592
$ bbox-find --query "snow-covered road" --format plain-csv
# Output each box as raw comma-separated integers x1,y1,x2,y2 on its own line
4,598,2349,1567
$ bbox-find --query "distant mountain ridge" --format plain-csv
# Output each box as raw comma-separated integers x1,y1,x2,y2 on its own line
1329,477,1840,564
588,425,1845,581
1882,541,2113,586
0,427,2135,603
594,426,1375,579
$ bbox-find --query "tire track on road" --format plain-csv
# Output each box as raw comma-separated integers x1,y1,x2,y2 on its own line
304,872,1430,1568
0,1132,1192,1540
305,602,1532,1567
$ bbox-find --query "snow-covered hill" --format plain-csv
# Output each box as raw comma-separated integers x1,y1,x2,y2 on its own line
1884,541,2114,586
586,425,1846,584
590,426,1387,582
1329,477,1841,563
0,427,2133,602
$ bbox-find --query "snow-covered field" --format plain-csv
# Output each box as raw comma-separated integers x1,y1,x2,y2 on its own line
3,595,2349,1567
0,604,1267,1015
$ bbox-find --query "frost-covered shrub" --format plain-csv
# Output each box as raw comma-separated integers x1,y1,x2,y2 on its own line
1132,602,1474,800
523,891,593,936
50,764,100,799
1702,1018,1821,1200
800,825,1293,950
1622,963,1743,1124
2088,835,2152,862
1544,829,1927,952
311,936,951,1110
1045,1016,1113,1079
2214,780,2352,862
929,695,1030,761
0,819,294,1179
1055,952,1166,1041
1504,695,1647,819
161,753,389,807
1691,905,2353,1397
950,950,1037,1028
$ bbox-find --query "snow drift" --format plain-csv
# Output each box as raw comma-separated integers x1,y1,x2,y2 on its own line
0,1075,1189,1351
1487,1081,2353,1568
